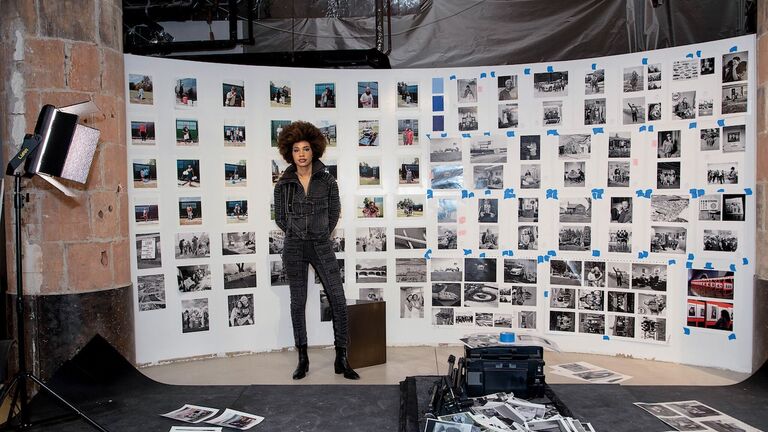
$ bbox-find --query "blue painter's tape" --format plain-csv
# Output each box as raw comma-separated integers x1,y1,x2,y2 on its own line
648,125,654,132
479,252,486,258
426,189,434,199
688,253,695,260
461,190,469,199
546,129,559,136
463,249,472,256
602,335,610,341
483,131,491,136
697,188,705,197
544,255,550,262
683,327,691,335
717,119,725,127
490,71,496,78
426,133,431,139
639,125,647,132
645,189,653,198
503,188,516,199
668,259,676,265
689,188,700,198
638,251,649,259
686,261,693,269
745,188,753,196
704,262,714,269
524,68,531,75
431,77,444,94
440,132,448,137
591,63,597,71
449,75,456,80
730,46,738,52
728,333,736,340
537,256,544,264
636,189,645,198
592,250,601,257
461,133,471,138
506,130,515,137
468,192,475,198
696,50,702,58
499,332,515,343
642,57,648,65
484,189,491,195
547,65,554,72
689,122,697,129
717,188,725,193
423,248,433,259
480,72,487,78
743,257,749,265
591,188,604,199
592,127,604,134
544,290,549,298
502,250,514,257
730,264,737,272
545,189,559,200
547,250,557,257
686,53,694,59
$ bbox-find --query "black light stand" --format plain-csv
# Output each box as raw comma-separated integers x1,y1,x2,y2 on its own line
0,131,109,431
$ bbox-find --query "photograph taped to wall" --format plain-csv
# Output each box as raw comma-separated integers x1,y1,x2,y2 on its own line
699,97,714,116
607,161,630,187
657,162,681,189
687,269,734,300
637,293,667,316
518,225,538,250
456,312,477,327
608,132,631,158
270,260,287,286
465,258,497,282
707,162,739,185
687,299,734,331
315,82,336,108
700,128,720,151
651,195,689,222
470,136,507,163
550,311,576,332
563,161,586,187
609,227,632,253
457,78,478,103
360,287,384,302
432,283,461,307
672,59,698,81
473,164,503,189
397,118,418,146
358,81,378,108
396,258,427,282
270,80,291,107
394,227,427,250
477,198,498,223
223,80,245,107
358,158,381,185
632,264,668,291
431,164,463,190
505,285,537,307
356,258,387,283
623,66,644,92
226,199,248,224
358,119,380,147
400,286,424,319
722,124,746,152
357,196,384,218
223,262,257,289
128,74,153,104
437,225,458,250
542,100,563,126
585,69,604,95
518,197,539,222
607,314,635,338
131,120,155,145
319,290,332,322
132,159,157,188
703,229,738,252
671,91,696,120
534,71,568,97
723,194,746,221
647,101,662,121
175,77,197,107
474,312,492,327
228,294,254,327
270,120,292,147
313,119,337,146
504,259,537,284
723,51,748,83
398,157,420,185
583,261,606,287
397,81,419,108
329,229,344,252
498,103,518,128
178,197,203,225
647,63,661,90
134,200,159,226
722,83,748,114
584,98,606,125
578,313,605,334
222,232,255,255
520,135,541,160
458,106,478,131
498,75,519,100
559,225,591,251
175,232,210,259
657,130,681,158
478,226,499,250
224,159,247,187
623,97,646,124
550,260,583,286
464,283,499,308
430,137,461,162
519,311,537,329
431,258,463,281
137,274,166,311
578,289,604,311
559,198,592,223
701,57,715,75
432,307,455,326
397,195,424,218
650,226,687,254
607,263,630,288
357,227,387,252
135,232,161,269
178,264,212,292
521,164,542,189
177,159,200,187
609,197,633,223
223,121,246,147
494,313,514,328
639,316,666,342
698,195,722,221
607,291,635,314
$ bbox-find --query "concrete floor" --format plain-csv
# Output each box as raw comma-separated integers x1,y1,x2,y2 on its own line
141,345,750,386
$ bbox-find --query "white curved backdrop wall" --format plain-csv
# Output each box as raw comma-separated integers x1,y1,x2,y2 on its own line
125,35,756,372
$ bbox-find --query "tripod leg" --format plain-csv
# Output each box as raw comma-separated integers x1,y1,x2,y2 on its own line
1,374,22,426
26,374,109,432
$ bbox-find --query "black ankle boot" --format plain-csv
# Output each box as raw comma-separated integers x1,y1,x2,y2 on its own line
334,346,360,380
292,344,309,380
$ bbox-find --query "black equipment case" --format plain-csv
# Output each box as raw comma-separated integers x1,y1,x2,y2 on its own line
463,345,546,398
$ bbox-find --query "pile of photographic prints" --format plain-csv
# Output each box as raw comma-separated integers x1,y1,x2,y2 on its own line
161,404,264,430
635,400,759,431
548,362,632,384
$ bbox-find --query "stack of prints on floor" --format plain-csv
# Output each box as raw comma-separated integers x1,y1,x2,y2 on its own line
548,362,632,384
425,391,596,432
161,404,264,430
635,400,761,431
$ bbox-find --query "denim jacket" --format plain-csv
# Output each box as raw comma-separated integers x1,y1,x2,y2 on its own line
274,160,340,240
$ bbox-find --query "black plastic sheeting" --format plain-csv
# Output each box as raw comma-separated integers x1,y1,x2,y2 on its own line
237,0,750,68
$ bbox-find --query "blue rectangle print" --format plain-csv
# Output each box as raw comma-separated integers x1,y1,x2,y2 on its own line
432,95,445,112
432,115,445,132
432,77,444,94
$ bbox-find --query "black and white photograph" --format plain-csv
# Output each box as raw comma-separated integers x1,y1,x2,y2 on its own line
505,285,537,306
357,196,384,218
270,120,292,147
723,124,746,152
723,194,746,221
131,120,155,145
578,289,604,311
430,137,462,162
473,164,504,189
270,261,288,286
355,259,387,283
315,82,336,108
222,80,245,107
651,195,690,222
160,404,218,424
457,78,478,103
177,265,212,292
550,260,583,286
608,132,631,158
397,81,419,108
178,197,203,225
205,408,264,430
521,164,542,189
504,259,537,284
475,312,493,327
470,136,507,163
494,313,514,328
650,226,687,254
358,158,381,186
723,51,748,82
400,286,424,319
607,315,635,338
658,130,681,158
543,100,563,125
134,202,159,225
550,311,576,332
314,119,337,146
356,227,387,252
559,198,591,223
610,197,633,223
668,401,722,419
584,98,606,125
637,293,667,316
175,232,210,259
671,91,696,120
632,264,668,291
699,97,714,116
623,97,646,124
175,77,197,107
478,198,499,223
357,81,379,108
700,128,721,151
647,63,662,90
699,195,722,221
137,274,166,311
430,258,463,282
607,263,631,288
397,118,418,146
175,119,198,146
128,74,153,104
707,162,739,184
703,229,738,252
396,258,427,283
657,162,681,189
563,161,586,187
672,59,699,80
223,262,258,289
607,291,635,313
437,225,457,250
424,419,472,432
722,83,748,114
135,232,161,269
177,159,200,187
464,283,499,308
498,103,519,128
639,316,666,342
320,291,332,322
498,75,519,100
223,122,246,147
518,198,539,222
519,311,537,329
224,160,247,187
701,57,715,75
437,198,458,223
534,71,568,97
465,258,497,282
228,294,254,327
478,226,499,250
584,261,606,287
397,196,424,218
181,298,210,333
520,135,541,160
360,287,384,302
432,283,461,307
608,227,632,253
226,199,248,224
358,120,380,147
608,161,630,187
270,80,291,107
458,106,478,131
433,307,455,326
647,102,662,121
585,69,604,95
579,313,605,334
623,66,644,92
559,225,591,251
431,164,464,190
394,227,427,250
222,232,256,255
518,225,538,250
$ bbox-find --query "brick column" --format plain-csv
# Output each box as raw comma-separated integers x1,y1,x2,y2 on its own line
0,0,134,380
755,0,768,369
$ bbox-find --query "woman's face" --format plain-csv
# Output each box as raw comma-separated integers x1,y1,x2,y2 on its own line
292,140,313,168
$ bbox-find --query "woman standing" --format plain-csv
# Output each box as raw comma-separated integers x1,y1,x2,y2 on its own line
273,121,359,380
